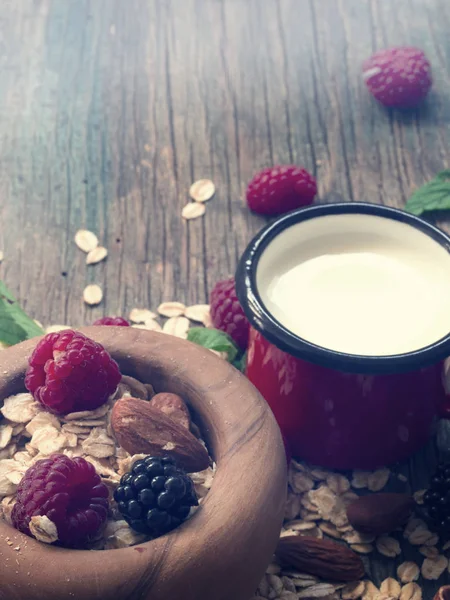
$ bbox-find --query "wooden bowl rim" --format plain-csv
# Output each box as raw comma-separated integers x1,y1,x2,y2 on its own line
0,327,287,600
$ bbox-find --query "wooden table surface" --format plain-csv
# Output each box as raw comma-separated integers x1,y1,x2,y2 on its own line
1,0,450,598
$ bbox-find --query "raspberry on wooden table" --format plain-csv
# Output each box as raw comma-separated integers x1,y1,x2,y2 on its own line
210,277,249,350
246,165,317,216
25,329,121,415
12,455,109,548
362,46,432,108
92,316,130,327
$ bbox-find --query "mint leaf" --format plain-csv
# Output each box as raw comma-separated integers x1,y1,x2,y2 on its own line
0,281,44,346
405,170,450,216
187,327,239,363
232,351,247,373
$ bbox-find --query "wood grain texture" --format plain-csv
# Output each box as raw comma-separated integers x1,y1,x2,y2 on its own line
0,0,450,596
0,327,287,600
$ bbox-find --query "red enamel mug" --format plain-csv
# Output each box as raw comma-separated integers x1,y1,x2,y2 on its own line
236,203,450,470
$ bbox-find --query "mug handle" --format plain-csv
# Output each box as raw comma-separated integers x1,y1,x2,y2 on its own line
440,360,450,419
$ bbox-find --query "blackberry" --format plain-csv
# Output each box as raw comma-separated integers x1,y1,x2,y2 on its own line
424,463,450,537
114,456,198,538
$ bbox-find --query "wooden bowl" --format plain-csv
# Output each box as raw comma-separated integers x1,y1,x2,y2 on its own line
0,327,287,600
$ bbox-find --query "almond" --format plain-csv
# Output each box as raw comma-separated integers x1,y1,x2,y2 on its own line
275,535,365,582
111,397,209,472
150,393,191,430
346,493,413,536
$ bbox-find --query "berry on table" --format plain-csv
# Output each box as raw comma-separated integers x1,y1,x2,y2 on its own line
114,456,198,538
246,165,317,216
25,329,121,415
423,463,450,538
362,46,432,108
210,277,249,350
92,316,130,327
11,454,109,548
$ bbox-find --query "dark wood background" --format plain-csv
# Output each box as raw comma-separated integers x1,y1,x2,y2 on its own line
1,0,450,597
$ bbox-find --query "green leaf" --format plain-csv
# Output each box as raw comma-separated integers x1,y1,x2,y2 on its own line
0,281,44,346
404,170,450,216
232,351,247,373
187,327,239,363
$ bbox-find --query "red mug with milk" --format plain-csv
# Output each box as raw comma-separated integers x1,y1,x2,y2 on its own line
236,203,450,469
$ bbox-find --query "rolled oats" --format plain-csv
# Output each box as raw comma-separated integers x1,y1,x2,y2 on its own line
75,229,98,253
298,583,336,598
318,522,342,539
289,469,314,494
326,473,350,495
0,425,13,450
421,554,448,580
1,393,40,423
412,489,426,505
376,535,401,557
86,246,108,265
29,515,58,544
129,308,157,323
189,179,215,203
162,316,190,338
185,304,211,323
83,284,103,305
419,545,439,558
132,321,162,332
380,578,401,599
182,202,206,220
362,582,380,600
367,468,390,492
399,583,422,600
341,581,366,599
397,561,420,583
26,412,61,436
351,471,370,489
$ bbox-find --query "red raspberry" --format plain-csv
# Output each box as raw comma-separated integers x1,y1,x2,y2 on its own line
92,316,130,327
25,330,121,415
246,165,317,216
12,455,109,548
210,278,249,350
362,46,432,108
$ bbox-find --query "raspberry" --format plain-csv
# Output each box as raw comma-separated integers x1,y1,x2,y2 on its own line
92,316,130,327
424,463,450,538
362,47,432,108
246,165,317,216
114,456,198,538
25,330,121,415
210,277,249,350
12,455,109,548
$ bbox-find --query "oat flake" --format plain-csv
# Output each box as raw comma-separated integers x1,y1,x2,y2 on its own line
184,304,210,323
162,316,190,338
132,322,162,332
341,581,366,600
86,246,108,265
83,284,103,305
181,202,206,220
189,179,215,203
1,393,40,423
29,515,58,544
351,543,374,554
397,561,420,583
157,301,186,317
367,468,390,492
380,578,401,599
129,308,157,323
376,535,401,558
421,554,448,580
362,582,380,600
399,583,422,600
75,229,98,253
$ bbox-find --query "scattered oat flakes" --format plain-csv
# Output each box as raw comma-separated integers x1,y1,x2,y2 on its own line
308,485,337,519
413,489,426,505
397,562,420,583
157,302,186,317
45,324,71,334
408,525,435,546
181,202,206,220
421,554,448,580
1,393,40,423
341,581,366,600
26,412,61,436
86,246,108,265
83,284,103,305
30,426,67,455
326,473,350,495
419,545,439,558
380,578,401,599
189,179,215,203
0,426,13,450
376,536,401,558
129,308,157,323
367,468,390,492
362,582,380,600
399,583,422,600
29,515,58,544
318,522,342,540
162,316,190,338
351,471,370,489
289,469,314,494
351,543,374,554
343,530,375,544
184,304,211,323
297,583,336,598
81,428,115,458
75,229,98,253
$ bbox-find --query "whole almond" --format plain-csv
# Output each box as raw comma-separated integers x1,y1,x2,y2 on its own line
111,397,210,472
151,393,191,430
275,535,365,582
346,493,413,536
